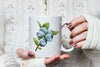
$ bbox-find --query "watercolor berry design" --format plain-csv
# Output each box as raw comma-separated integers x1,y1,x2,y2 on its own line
33,20,59,51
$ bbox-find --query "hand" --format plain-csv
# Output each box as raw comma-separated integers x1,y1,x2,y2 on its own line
67,16,88,48
16,48,35,59
45,54,70,67
16,48,70,67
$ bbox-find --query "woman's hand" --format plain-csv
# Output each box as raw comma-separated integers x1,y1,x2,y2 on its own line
16,48,70,66
67,16,88,48
16,48,35,59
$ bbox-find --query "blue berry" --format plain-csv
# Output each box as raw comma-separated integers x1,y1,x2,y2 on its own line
37,31,45,38
40,27,47,33
39,38,47,47
45,34,53,42
46,30,52,35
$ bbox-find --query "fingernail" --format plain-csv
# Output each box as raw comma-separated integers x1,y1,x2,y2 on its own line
71,27,74,29
69,40,73,45
70,34,73,39
68,23,72,28
28,53,34,57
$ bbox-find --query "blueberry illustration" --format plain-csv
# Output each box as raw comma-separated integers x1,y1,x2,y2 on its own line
46,30,52,35
40,27,47,33
37,31,45,38
39,38,47,47
45,34,53,42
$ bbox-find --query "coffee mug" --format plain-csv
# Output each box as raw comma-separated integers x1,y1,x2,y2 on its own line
29,16,74,58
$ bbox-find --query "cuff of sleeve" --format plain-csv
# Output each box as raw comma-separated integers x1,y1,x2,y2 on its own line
82,14,94,49
29,58,46,67
20,58,46,67
82,14,100,49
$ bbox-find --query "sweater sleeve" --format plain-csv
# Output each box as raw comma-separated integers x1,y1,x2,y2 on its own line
4,26,46,67
81,14,100,67
4,14,46,67
20,58,46,67
82,14,100,49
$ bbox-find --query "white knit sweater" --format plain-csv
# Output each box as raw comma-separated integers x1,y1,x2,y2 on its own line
0,0,100,67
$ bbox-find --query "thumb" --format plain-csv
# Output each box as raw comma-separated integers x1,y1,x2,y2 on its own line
16,48,35,59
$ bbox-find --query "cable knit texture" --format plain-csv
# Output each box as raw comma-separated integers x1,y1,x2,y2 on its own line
0,16,5,56
28,58,46,67
82,14,100,49
2,0,46,67
0,0,100,67
20,58,46,67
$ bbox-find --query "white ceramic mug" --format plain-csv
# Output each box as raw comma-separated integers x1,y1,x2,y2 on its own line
29,16,74,58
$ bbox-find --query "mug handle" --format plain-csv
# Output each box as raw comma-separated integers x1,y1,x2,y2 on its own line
61,23,74,52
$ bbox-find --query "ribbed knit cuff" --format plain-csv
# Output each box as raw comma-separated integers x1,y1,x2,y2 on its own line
20,58,46,67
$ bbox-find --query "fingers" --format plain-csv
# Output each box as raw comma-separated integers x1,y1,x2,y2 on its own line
45,54,70,65
71,22,88,37
67,16,87,29
52,54,70,65
69,31,88,45
59,54,70,60
16,48,35,59
22,50,34,59
67,16,88,48
75,41,85,48
45,55,60,65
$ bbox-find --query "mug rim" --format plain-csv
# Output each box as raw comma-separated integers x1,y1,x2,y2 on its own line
29,16,62,18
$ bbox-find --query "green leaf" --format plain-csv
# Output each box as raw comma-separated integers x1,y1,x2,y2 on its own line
37,20,42,28
33,37,39,45
43,34,46,38
43,22,49,30
38,47,42,50
37,37,41,40
52,31,59,35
